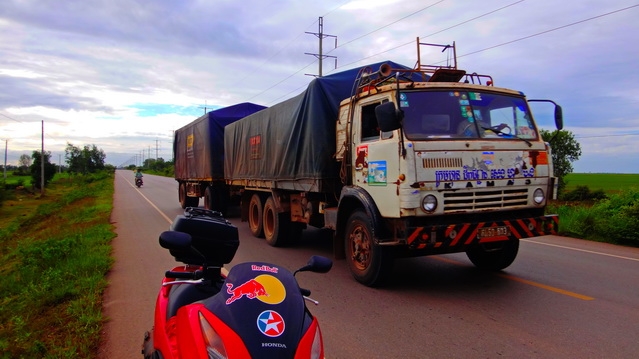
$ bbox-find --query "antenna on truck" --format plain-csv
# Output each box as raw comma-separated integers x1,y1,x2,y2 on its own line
415,38,466,82
414,38,494,85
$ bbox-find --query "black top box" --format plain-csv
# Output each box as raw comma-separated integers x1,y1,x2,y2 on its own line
169,208,239,265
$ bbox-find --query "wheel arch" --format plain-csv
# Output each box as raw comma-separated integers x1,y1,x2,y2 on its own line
334,186,387,259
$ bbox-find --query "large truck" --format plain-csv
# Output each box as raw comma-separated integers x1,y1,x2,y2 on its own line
174,102,266,211
175,40,563,286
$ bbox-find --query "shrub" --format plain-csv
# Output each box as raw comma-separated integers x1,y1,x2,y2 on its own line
556,188,639,247
560,185,607,201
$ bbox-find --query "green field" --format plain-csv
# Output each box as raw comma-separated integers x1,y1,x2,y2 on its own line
564,173,639,194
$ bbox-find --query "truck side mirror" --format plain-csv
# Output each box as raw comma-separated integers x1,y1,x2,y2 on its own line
528,99,564,131
554,105,563,130
375,102,401,132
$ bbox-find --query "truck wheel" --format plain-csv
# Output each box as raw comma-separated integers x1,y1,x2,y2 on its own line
180,183,199,208
289,222,305,242
185,194,199,208
466,239,519,270
263,196,289,247
248,194,264,238
216,188,229,215
344,210,393,287
205,186,229,215
204,186,213,210
179,183,188,209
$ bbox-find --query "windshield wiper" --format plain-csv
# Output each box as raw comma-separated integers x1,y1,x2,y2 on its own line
481,125,532,147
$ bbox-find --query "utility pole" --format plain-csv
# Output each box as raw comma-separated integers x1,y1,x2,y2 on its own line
305,17,337,77
155,139,159,160
3,139,7,181
199,101,209,115
41,120,44,195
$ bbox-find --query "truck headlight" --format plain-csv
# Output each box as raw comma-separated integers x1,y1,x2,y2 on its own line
533,188,545,205
421,195,437,213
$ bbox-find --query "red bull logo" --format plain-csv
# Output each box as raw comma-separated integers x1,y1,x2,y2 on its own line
225,274,286,305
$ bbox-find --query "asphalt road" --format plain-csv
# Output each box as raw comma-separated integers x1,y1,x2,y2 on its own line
99,170,639,358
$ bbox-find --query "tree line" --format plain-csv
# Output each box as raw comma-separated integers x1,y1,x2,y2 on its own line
2,130,582,198
4,142,111,190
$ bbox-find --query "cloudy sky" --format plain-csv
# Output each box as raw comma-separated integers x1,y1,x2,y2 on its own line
1,0,638,173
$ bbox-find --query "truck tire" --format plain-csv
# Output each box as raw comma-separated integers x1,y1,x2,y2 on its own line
466,238,519,271
179,183,199,209
204,186,228,214
248,194,264,238
289,222,305,242
263,196,290,247
185,194,199,208
344,210,393,287
179,183,188,209
204,186,213,210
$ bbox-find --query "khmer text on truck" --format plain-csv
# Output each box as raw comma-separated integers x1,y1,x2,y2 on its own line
173,40,564,287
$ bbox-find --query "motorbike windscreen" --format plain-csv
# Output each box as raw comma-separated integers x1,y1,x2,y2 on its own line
399,90,539,140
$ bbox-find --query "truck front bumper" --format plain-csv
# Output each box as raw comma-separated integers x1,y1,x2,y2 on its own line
399,214,558,251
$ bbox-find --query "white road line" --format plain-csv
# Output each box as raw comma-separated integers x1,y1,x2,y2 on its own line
120,172,173,224
521,238,639,262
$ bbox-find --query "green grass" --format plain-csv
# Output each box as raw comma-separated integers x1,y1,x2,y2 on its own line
3,172,32,189
0,171,114,358
564,173,639,194
552,173,639,247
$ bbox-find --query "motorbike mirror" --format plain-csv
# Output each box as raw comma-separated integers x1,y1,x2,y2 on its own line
159,230,192,250
295,255,333,276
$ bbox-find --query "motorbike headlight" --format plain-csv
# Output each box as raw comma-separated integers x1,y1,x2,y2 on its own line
199,312,228,359
421,195,437,213
533,188,545,205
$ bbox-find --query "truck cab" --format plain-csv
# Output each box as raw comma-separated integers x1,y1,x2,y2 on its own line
331,41,563,286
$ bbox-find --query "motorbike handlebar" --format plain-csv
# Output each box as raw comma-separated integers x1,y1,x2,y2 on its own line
165,270,202,279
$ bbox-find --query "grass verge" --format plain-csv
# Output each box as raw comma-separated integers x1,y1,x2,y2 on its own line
549,188,639,247
0,171,114,358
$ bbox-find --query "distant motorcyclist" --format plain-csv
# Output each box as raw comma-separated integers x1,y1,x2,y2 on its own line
134,168,144,186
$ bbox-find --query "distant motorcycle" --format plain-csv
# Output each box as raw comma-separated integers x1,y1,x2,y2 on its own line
142,207,332,359
135,177,143,187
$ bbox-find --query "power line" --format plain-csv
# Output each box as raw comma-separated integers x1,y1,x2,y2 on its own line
576,133,639,139
250,0,525,101
331,0,532,70
0,112,25,123
247,1,452,103
255,1,638,102
458,4,639,59
331,0,448,51
237,2,350,102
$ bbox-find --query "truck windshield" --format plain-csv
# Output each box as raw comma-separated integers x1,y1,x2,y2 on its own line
399,90,538,140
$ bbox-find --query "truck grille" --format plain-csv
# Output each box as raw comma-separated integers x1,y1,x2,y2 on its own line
443,188,528,212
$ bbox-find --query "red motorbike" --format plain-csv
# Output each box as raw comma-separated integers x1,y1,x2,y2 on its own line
142,208,332,359
135,177,143,187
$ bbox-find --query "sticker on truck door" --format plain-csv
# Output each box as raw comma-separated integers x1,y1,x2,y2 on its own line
355,145,368,183
368,161,387,185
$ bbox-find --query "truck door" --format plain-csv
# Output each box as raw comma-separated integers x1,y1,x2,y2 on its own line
352,99,401,218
